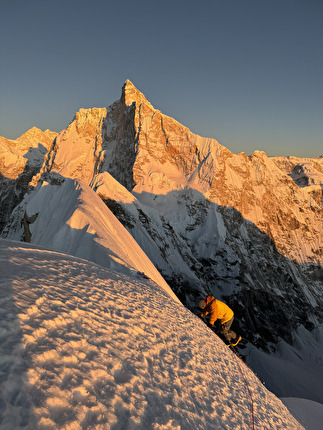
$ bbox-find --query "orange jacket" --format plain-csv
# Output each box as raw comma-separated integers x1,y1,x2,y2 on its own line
200,296,234,325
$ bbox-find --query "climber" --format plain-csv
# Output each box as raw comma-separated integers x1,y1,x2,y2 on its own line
198,295,242,347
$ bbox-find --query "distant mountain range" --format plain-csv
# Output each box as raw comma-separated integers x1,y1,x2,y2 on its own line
1,80,322,402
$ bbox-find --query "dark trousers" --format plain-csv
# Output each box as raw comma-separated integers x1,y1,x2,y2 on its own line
219,317,238,343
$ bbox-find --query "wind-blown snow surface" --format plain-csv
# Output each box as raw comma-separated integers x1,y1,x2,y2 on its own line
4,175,178,304
0,239,305,430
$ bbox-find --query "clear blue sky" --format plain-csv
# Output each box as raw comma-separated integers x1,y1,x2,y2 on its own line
1,0,322,157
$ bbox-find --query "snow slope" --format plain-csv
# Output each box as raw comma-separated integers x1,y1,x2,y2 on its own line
281,398,323,430
5,173,178,304
247,337,323,403
0,80,322,429
0,239,305,429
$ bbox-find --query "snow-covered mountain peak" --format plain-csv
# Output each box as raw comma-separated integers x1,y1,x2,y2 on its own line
16,126,57,151
0,136,27,180
122,79,155,110
7,81,321,269
0,127,56,181
29,107,109,186
72,107,108,134
1,81,322,419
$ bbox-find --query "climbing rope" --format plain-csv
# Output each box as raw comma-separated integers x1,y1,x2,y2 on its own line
230,346,255,430
198,318,256,428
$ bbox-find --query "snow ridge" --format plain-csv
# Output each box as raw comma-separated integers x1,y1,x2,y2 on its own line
0,239,305,429
0,80,322,429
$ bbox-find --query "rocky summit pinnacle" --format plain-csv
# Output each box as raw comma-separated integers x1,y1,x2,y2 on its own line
121,79,154,110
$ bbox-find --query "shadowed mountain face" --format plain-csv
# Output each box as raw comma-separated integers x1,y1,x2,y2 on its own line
0,130,56,233
0,80,322,356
